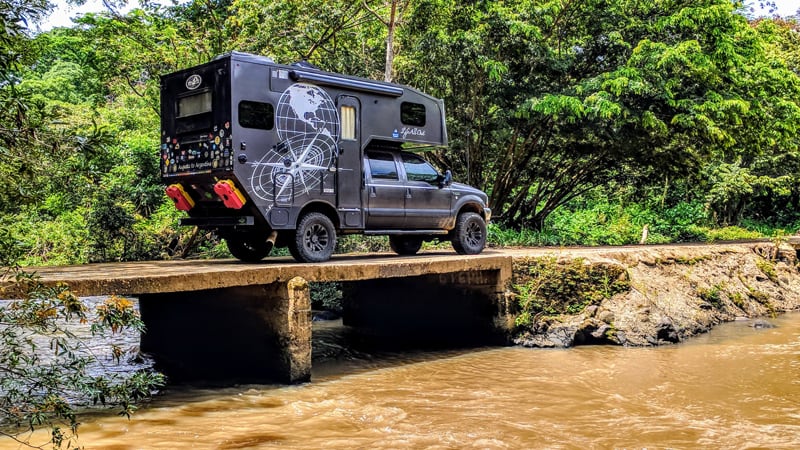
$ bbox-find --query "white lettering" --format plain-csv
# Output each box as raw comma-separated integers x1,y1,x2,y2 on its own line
400,127,426,139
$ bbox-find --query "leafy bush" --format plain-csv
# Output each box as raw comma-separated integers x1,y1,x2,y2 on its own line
513,257,630,327
488,191,785,248
0,230,164,448
336,235,391,253
650,202,709,241
309,282,343,312
2,208,90,266
703,226,763,241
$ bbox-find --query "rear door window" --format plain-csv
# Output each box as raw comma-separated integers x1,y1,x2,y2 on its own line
367,152,399,180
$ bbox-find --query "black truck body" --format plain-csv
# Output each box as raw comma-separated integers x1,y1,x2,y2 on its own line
160,52,491,262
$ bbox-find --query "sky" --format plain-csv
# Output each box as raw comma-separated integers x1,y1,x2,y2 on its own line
37,0,135,31
761,0,800,16
37,0,800,32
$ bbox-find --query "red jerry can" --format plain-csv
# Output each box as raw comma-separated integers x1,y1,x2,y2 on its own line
214,180,246,209
165,184,195,211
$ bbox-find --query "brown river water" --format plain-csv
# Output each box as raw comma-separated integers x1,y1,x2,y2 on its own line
2,302,799,449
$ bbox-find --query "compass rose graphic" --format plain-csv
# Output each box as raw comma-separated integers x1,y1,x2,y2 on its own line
249,83,340,203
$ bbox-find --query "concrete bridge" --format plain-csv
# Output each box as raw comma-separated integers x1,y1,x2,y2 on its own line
1,252,516,384
5,239,799,385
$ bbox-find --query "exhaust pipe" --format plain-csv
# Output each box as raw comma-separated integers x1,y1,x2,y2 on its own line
265,230,278,253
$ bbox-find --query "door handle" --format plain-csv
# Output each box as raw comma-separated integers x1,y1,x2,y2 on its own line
370,186,377,197
406,188,412,199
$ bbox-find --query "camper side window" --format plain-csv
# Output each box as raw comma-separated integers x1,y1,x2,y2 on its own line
239,101,275,130
401,102,426,126
367,152,398,180
340,105,356,141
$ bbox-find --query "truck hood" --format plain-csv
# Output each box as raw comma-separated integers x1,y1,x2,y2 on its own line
450,182,489,205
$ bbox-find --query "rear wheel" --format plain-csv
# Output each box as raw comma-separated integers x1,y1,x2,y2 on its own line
290,212,337,263
451,212,486,255
389,235,423,256
225,232,273,262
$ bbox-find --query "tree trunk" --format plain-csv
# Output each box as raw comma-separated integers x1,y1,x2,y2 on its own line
384,0,398,82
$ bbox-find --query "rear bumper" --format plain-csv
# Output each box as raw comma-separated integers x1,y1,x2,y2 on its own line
180,216,255,227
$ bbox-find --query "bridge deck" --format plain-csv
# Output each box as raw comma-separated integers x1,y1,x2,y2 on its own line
1,251,512,298
3,239,797,299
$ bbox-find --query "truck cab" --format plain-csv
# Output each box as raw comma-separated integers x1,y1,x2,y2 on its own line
160,52,491,263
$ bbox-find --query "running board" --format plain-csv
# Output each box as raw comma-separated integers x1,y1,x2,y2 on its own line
363,230,449,236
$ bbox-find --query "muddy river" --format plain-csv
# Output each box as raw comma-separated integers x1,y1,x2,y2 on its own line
2,304,799,449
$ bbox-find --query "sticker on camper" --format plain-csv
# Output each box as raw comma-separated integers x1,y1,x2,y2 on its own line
186,74,202,90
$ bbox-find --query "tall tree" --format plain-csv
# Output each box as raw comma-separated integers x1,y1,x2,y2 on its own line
362,0,411,82
701,16,800,225
399,0,800,229
229,0,386,76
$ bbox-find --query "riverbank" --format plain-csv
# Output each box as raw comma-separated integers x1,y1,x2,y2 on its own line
509,241,800,348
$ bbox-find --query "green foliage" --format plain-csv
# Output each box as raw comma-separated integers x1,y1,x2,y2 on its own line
697,284,724,307
309,282,343,312
0,232,164,448
702,226,763,241
2,207,91,266
93,296,142,334
755,258,778,281
336,235,391,254
731,291,746,309
0,0,799,267
512,257,630,327
487,223,563,247
229,0,387,77
400,0,800,229
747,286,771,305
486,181,794,248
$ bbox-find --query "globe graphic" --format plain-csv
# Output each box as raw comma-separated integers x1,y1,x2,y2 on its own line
249,83,340,203
276,83,340,142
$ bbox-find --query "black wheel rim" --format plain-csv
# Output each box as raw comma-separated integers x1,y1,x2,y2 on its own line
303,223,329,253
465,219,483,248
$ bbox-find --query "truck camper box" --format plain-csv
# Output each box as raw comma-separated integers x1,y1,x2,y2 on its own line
160,52,490,263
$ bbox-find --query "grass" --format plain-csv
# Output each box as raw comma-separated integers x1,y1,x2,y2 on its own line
487,198,797,248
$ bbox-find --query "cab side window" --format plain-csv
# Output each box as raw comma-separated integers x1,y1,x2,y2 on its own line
367,152,399,180
402,153,439,184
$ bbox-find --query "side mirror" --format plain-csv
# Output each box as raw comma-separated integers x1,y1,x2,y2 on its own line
439,170,453,188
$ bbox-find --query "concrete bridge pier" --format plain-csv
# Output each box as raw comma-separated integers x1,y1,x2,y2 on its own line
138,277,311,384
341,269,513,345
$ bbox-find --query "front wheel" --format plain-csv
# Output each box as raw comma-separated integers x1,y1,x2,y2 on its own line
389,235,423,256
290,212,337,263
451,212,487,255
